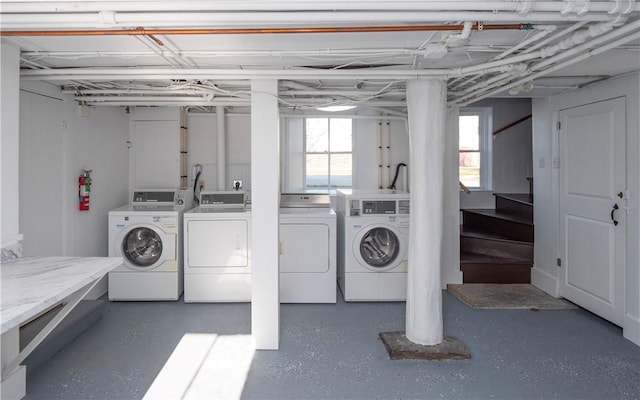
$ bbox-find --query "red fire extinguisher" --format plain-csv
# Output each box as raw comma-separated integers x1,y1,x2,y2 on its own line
79,170,92,211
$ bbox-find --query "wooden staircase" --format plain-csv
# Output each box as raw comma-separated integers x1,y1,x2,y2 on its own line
460,193,534,283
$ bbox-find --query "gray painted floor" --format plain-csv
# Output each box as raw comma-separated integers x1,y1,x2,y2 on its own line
25,291,639,400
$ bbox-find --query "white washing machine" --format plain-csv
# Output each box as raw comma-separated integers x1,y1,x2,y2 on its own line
183,191,251,302
336,189,410,302
108,189,193,301
280,193,336,303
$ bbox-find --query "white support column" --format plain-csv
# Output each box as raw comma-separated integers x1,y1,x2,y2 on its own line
405,78,447,346
250,79,280,350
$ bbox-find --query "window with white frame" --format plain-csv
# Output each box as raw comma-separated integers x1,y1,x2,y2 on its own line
459,108,492,190
304,117,353,189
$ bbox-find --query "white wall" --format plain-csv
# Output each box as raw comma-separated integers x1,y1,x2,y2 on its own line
355,119,410,191
19,85,65,256
19,82,130,259
187,112,252,193
129,107,181,191
532,73,640,345
460,98,533,209
67,103,130,257
1,41,21,251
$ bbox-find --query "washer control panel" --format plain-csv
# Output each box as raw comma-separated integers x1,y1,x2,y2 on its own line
350,199,410,216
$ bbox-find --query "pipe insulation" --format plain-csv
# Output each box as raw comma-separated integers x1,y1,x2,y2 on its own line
405,78,447,346
216,105,226,190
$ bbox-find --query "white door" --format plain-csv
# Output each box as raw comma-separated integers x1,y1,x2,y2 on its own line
558,97,626,326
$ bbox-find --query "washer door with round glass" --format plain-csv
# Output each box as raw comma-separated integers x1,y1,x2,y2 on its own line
117,224,176,271
352,224,406,272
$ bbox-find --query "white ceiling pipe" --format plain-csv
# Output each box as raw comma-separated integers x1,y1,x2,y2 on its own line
21,48,435,60
532,19,640,70
1,11,628,29
2,1,637,13
457,32,640,106
449,72,515,99
76,95,219,102
280,90,405,97
454,30,640,104
81,100,252,106
522,21,590,53
448,21,587,91
492,25,557,60
21,68,452,81
451,19,640,102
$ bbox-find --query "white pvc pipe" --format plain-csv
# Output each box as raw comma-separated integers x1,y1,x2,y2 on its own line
451,19,640,104
23,48,433,59
21,67,451,80
0,11,628,29
2,1,637,13
461,32,640,106
405,78,446,346
492,25,557,60
216,105,226,190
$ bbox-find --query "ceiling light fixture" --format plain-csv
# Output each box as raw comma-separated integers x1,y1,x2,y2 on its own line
316,105,357,112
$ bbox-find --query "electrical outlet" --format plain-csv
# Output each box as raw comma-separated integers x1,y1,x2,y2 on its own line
199,180,205,190
233,180,243,190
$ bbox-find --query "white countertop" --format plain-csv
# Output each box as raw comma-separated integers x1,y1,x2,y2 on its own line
1,256,122,334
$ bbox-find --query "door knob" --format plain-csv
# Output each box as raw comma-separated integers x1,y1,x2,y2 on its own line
610,203,619,226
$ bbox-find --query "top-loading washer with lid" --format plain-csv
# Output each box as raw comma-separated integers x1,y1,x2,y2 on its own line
336,189,410,301
279,192,336,303
108,189,193,301
183,191,251,302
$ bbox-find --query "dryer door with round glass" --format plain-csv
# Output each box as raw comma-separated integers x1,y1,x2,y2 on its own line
352,224,406,272
117,224,176,271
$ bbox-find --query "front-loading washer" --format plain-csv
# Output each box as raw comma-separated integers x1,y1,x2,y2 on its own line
108,189,193,301
279,193,336,303
336,189,410,301
183,191,251,302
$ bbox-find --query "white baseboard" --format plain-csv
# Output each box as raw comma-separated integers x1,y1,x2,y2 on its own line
531,266,558,297
624,314,640,346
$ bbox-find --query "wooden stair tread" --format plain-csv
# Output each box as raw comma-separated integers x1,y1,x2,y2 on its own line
462,208,533,226
460,227,534,245
494,193,533,206
460,252,532,265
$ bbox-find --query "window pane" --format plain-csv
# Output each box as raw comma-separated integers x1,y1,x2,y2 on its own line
330,118,353,152
306,118,328,152
459,151,480,188
459,115,480,151
329,154,352,188
306,154,328,188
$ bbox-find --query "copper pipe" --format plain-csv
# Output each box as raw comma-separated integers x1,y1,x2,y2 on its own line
0,23,526,37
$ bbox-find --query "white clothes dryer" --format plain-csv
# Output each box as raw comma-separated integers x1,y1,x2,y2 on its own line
279,193,336,303
336,189,410,301
108,189,193,301
183,191,251,302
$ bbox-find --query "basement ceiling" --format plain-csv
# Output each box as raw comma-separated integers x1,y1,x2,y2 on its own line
2,1,639,115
